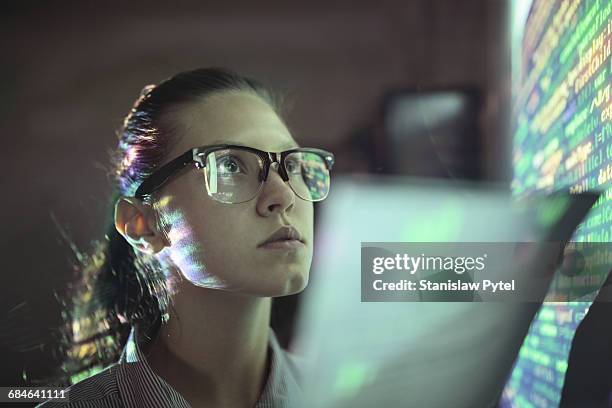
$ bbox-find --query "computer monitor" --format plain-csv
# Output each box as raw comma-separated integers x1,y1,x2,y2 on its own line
502,0,611,406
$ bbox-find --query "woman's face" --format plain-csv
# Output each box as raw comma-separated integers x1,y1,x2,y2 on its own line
153,91,313,297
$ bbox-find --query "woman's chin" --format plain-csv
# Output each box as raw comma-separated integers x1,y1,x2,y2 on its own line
251,271,310,297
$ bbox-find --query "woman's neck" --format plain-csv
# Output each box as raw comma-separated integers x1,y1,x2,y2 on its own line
144,285,272,408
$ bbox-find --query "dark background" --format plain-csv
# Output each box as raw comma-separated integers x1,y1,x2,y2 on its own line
0,0,510,392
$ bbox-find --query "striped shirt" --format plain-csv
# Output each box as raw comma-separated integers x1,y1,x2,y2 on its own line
37,326,304,407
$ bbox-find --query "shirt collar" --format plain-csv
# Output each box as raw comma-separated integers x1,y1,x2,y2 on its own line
116,324,301,408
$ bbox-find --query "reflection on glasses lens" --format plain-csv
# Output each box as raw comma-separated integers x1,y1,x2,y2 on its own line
203,148,331,203
205,149,263,203
285,152,330,202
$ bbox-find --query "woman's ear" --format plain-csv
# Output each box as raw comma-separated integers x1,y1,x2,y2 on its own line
114,197,167,255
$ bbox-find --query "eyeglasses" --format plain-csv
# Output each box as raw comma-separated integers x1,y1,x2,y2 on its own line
134,144,335,204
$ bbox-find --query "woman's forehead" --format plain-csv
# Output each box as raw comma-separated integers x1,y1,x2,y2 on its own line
166,91,296,153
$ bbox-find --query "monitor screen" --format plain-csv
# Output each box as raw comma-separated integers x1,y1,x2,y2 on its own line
502,0,610,406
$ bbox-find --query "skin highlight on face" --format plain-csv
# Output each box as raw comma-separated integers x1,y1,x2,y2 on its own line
153,195,230,290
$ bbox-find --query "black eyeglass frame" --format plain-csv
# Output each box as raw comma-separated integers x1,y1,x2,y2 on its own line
133,144,335,202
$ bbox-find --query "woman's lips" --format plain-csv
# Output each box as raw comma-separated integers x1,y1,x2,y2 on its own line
258,239,305,250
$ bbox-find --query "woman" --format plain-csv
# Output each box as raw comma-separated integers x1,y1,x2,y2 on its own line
39,67,334,407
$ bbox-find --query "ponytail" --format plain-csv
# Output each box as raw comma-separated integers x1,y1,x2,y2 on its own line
60,190,169,382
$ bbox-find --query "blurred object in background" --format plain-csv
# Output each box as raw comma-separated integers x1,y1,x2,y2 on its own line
374,87,483,179
559,268,612,407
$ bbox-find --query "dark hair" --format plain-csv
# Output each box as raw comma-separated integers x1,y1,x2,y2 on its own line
59,67,283,383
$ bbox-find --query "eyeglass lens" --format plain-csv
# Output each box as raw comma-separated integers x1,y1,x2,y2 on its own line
202,148,330,204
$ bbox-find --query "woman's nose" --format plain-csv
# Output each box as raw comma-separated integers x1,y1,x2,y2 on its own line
256,163,295,216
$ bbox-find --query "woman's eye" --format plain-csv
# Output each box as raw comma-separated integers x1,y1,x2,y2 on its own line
218,156,243,174
285,159,302,174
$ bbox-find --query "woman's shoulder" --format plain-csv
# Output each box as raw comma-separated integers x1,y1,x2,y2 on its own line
35,364,123,408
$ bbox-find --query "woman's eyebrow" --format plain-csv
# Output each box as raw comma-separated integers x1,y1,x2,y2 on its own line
208,139,242,145
207,140,300,150
279,142,301,150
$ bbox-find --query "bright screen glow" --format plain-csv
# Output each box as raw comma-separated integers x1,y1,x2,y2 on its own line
502,0,611,406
